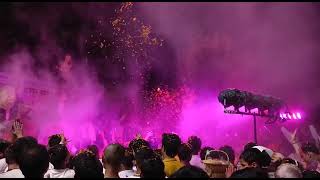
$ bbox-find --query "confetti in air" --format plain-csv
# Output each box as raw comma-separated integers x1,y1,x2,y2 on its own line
84,2,163,86
142,85,195,132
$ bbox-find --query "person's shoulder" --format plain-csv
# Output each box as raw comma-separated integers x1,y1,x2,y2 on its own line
64,168,75,177
0,169,24,178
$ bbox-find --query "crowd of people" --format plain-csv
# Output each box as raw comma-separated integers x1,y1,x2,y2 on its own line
0,120,320,178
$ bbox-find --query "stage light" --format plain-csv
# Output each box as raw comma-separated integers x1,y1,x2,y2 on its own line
218,88,285,116
292,113,297,119
296,113,301,119
283,113,287,118
287,113,292,119
280,113,283,119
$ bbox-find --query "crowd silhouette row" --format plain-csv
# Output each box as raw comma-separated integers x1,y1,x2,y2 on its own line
0,120,320,178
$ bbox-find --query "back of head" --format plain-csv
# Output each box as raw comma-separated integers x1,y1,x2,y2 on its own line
244,142,258,151
178,143,192,163
129,138,150,154
48,134,62,148
141,155,165,178
48,144,69,169
87,144,99,159
120,149,134,170
240,148,263,168
219,145,235,165
302,170,320,178
275,163,302,178
103,143,125,173
301,142,319,154
19,144,49,178
73,150,104,178
162,133,181,158
135,147,155,169
187,136,202,155
259,150,272,168
170,165,209,178
0,139,10,159
200,146,214,160
276,158,303,171
13,136,38,165
230,167,269,178
5,144,18,165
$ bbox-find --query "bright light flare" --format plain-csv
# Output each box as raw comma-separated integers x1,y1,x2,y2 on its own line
296,113,301,119
292,113,297,119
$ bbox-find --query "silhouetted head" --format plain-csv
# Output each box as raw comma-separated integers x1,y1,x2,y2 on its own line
102,143,125,175
73,150,104,178
275,163,302,178
19,144,49,178
244,142,258,151
135,147,155,171
87,144,99,159
302,170,320,178
48,144,70,169
178,143,192,165
4,144,18,165
129,138,150,154
238,148,262,170
230,167,269,178
140,155,165,178
120,149,134,170
170,165,209,178
187,136,202,155
0,139,10,159
219,145,235,165
48,134,62,148
301,142,319,163
162,133,181,158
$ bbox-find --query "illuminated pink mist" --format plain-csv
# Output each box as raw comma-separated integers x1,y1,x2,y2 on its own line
0,3,319,155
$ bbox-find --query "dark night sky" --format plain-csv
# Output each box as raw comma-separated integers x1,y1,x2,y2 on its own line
0,2,178,91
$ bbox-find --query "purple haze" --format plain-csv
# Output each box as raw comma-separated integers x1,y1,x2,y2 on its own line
0,3,319,155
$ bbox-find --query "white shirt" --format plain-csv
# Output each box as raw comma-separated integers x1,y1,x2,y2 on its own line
0,169,24,178
48,163,54,170
128,174,140,178
44,169,75,178
190,155,204,169
0,158,8,173
118,170,135,178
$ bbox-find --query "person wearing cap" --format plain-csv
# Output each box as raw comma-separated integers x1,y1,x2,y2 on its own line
202,150,230,178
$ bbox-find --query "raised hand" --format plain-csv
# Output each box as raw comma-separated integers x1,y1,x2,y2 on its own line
12,119,23,138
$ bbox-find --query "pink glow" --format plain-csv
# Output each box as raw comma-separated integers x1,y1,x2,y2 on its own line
287,113,292,119
292,113,297,119
296,113,302,119
283,114,287,118
280,113,283,119
0,2,315,156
